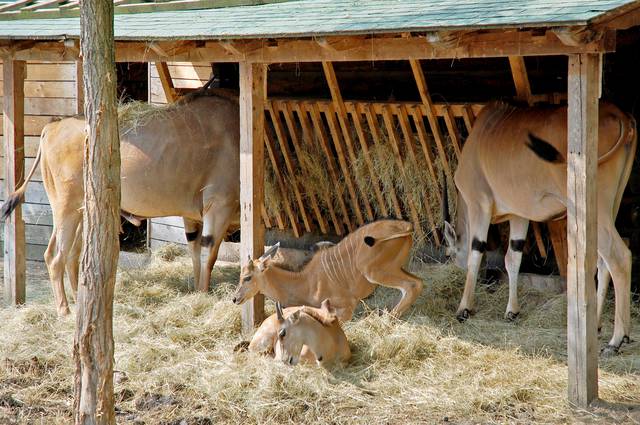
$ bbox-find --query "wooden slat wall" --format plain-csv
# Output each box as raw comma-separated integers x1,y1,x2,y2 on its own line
148,67,474,248
0,61,78,261
148,62,211,247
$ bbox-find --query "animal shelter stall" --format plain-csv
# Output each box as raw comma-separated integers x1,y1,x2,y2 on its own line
1,0,640,413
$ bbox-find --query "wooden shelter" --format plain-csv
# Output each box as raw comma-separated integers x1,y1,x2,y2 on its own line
2,0,640,407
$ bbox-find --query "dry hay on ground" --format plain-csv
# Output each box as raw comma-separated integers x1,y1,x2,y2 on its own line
0,247,639,424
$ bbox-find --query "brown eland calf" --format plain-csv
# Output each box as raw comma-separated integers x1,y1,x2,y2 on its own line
233,220,423,321
1,91,240,315
443,101,637,354
248,300,351,367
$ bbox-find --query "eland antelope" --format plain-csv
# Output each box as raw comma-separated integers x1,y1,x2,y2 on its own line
233,220,423,321
443,101,637,354
1,91,241,315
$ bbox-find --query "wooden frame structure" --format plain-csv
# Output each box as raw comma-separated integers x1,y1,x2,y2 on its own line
2,0,640,408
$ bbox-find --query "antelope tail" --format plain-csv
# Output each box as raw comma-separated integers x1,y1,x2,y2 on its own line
1,128,45,220
364,231,413,247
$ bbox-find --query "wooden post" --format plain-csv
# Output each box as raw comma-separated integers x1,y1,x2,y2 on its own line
2,59,26,307
75,59,84,115
74,0,120,423
155,62,177,103
566,53,599,407
239,62,266,334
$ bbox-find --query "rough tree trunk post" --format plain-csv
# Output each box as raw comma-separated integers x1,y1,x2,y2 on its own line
73,0,120,424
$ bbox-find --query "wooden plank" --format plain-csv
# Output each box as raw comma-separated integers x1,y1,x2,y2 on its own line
0,81,77,98
148,222,186,244
3,60,26,306
0,97,76,116
305,101,354,232
154,62,177,103
461,105,476,134
548,220,568,277
321,103,366,227
0,0,36,13
0,157,43,182
0,223,51,246
509,56,533,104
266,102,313,233
407,105,441,201
363,103,403,219
410,60,454,183
275,100,327,234
0,181,48,204
442,105,462,159
346,102,388,217
566,53,599,407
149,63,211,80
151,216,183,227
531,222,547,259
0,115,61,136
393,103,439,244
380,105,424,238
75,59,84,115
322,62,373,222
264,124,302,238
291,101,342,235
239,62,266,333
1,63,76,82
0,242,47,262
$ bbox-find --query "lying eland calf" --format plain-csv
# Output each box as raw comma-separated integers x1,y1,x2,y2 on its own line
232,220,424,320
248,300,351,367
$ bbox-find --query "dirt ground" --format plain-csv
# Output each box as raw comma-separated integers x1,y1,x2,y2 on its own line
0,251,638,424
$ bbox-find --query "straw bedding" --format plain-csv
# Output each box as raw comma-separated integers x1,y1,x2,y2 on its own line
0,247,638,424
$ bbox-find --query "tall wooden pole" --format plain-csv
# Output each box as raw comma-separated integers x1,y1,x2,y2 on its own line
2,59,26,306
239,62,266,334
74,0,120,423
566,53,599,407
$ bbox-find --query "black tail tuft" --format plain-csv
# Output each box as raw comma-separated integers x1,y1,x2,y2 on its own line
526,132,565,164
1,192,24,220
364,236,376,247
233,341,250,353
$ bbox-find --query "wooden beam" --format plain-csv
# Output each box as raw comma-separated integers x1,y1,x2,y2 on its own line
1,30,615,63
566,53,599,407
239,62,266,333
508,56,533,104
154,62,177,103
3,60,26,307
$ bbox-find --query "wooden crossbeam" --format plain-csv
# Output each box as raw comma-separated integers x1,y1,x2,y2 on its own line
291,101,343,235
322,62,374,222
509,56,533,104
0,0,35,13
22,0,67,11
3,60,26,306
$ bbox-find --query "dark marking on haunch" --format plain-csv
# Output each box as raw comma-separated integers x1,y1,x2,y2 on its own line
317,355,323,362
364,236,375,247
471,237,486,253
185,231,199,242
510,239,526,252
201,235,214,247
526,132,564,164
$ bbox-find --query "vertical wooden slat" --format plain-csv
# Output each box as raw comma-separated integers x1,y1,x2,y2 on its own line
3,60,26,307
380,106,424,237
266,102,314,233
410,105,445,187
306,102,354,232
549,220,568,276
291,101,343,235
322,103,368,227
442,106,462,159
155,62,177,103
509,56,533,103
264,126,302,237
75,59,84,115
410,60,454,172
461,105,476,134
363,103,403,219
393,104,439,243
347,102,388,217
322,62,374,222
239,62,266,333
566,53,599,407
276,100,328,234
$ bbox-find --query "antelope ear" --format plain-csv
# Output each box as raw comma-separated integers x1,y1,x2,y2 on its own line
290,310,301,324
444,221,456,247
275,302,284,323
256,256,272,272
259,242,280,261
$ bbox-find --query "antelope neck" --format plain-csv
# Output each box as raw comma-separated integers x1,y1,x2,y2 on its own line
261,266,314,305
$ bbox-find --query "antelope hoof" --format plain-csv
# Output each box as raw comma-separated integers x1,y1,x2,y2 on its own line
623,335,631,344
456,309,471,323
601,344,620,357
597,326,602,336
505,311,519,322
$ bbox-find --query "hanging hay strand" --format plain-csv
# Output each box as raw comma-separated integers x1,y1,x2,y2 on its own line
1,255,638,424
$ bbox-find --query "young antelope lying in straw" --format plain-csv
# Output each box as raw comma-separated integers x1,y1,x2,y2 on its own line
248,300,351,367
233,219,423,321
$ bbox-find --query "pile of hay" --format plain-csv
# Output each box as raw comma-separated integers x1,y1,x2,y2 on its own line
1,250,638,424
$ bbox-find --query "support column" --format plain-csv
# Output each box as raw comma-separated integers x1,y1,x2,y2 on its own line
239,62,266,334
3,59,26,306
566,53,599,407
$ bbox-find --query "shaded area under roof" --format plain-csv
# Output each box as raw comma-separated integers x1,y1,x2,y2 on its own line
0,0,638,41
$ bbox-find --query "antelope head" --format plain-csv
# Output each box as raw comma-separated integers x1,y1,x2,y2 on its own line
232,242,280,305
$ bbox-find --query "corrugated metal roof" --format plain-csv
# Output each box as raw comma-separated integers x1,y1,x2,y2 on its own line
0,0,637,41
